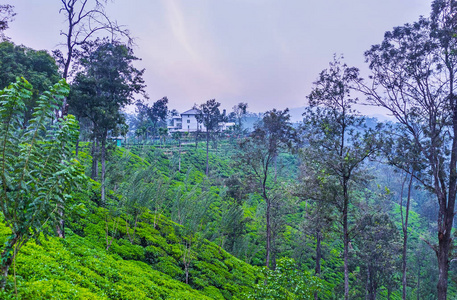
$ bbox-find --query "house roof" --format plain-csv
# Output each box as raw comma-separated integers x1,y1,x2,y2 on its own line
181,108,201,115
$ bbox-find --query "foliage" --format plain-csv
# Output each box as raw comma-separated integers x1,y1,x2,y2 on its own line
69,39,145,202
0,41,60,124
0,77,83,281
0,223,215,299
246,257,322,300
352,213,401,299
302,55,381,300
54,0,132,81
0,5,15,40
196,99,226,175
136,97,169,139
354,1,457,297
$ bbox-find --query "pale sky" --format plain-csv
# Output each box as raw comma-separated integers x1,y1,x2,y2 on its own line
6,0,431,115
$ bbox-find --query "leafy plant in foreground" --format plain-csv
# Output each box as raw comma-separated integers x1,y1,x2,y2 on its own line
0,77,83,285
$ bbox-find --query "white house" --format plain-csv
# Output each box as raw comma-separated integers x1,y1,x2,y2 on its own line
168,108,237,133
181,108,206,132
167,108,206,133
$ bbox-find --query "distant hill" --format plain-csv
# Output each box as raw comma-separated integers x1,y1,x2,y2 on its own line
285,106,394,123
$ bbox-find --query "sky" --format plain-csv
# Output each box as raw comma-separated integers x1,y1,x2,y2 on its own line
5,0,432,116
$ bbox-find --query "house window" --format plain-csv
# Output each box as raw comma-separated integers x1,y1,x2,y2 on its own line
187,120,190,123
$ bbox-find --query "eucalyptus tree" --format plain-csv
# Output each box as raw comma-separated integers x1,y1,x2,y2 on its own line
302,56,380,300
353,1,457,297
0,78,83,285
379,125,423,300
69,40,145,203
237,109,295,268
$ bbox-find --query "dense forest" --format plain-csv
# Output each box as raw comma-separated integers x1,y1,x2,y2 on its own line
1,1,457,299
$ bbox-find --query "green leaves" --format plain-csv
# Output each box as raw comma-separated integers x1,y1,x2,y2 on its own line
246,257,322,300
0,77,83,279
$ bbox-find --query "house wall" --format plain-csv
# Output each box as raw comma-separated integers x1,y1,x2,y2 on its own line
181,114,206,132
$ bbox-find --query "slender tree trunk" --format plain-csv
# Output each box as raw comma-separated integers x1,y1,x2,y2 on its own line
56,211,65,238
91,139,99,180
417,258,421,300
178,139,181,172
401,172,413,300
343,177,349,300
314,228,322,300
266,197,271,268
101,135,106,205
274,155,277,183
206,130,209,176
366,266,377,300
0,235,19,289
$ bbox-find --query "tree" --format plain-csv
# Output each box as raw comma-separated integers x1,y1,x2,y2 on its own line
353,213,401,300
380,125,423,300
195,99,225,176
354,2,457,297
158,127,168,145
69,40,145,204
54,0,132,115
232,102,248,132
170,175,215,284
302,56,379,300
0,4,15,41
0,41,61,125
0,78,83,286
237,109,295,268
119,165,169,242
136,97,169,141
296,159,338,300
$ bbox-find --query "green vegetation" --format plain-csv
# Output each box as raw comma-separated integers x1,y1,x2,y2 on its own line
3,1,457,299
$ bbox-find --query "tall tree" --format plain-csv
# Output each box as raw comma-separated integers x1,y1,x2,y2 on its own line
54,0,131,115
237,109,295,268
354,2,457,297
0,78,82,286
69,40,145,203
296,159,338,300
380,125,423,300
195,99,225,176
302,56,379,300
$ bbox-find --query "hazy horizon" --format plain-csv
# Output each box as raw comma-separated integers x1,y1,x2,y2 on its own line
5,1,431,115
